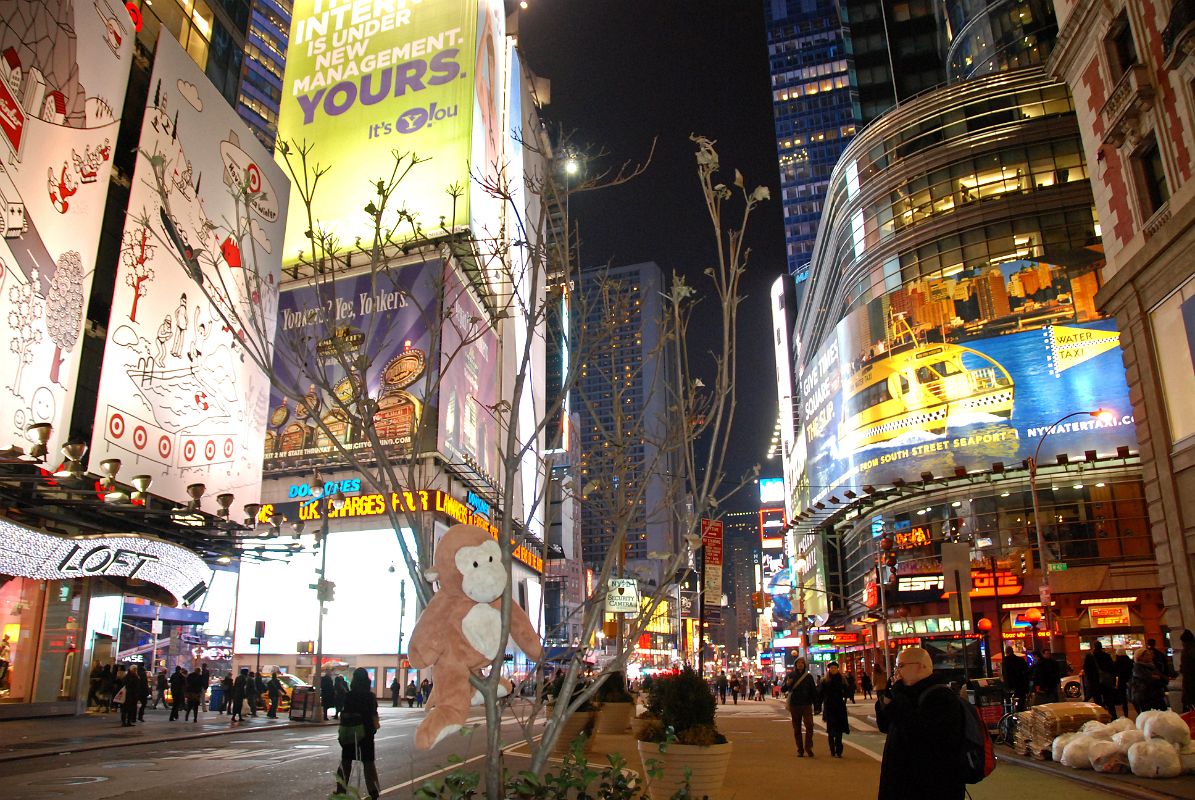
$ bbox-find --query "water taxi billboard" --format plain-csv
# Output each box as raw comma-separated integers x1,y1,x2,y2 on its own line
795,258,1137,510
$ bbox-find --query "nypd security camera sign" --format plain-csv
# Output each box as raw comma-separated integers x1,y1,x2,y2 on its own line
605,578,640,614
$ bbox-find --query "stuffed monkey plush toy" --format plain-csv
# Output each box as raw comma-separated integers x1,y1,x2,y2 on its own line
409,524,544,749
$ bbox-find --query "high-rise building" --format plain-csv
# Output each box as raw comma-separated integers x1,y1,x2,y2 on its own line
575,262,675,580
1046,0,1195,635
237,0,291,147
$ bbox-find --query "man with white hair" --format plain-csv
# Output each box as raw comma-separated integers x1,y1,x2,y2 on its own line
875,647,965,799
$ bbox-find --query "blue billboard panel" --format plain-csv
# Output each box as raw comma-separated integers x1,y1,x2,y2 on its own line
796,258,1137,509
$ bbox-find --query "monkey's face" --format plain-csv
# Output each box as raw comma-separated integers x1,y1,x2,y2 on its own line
454,538,506,603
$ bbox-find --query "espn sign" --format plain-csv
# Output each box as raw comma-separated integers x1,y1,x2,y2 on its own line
897,570,1022,603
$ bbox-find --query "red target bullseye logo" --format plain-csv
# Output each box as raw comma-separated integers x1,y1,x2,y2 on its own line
183,440,197,462
205,440,216,460
246,163,262,194
224,438,235,458
109,413,125,440
132,426,148,450
158,436,172,459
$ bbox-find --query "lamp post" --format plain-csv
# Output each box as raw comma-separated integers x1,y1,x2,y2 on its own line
1028,409,1111,654
311,484,346,702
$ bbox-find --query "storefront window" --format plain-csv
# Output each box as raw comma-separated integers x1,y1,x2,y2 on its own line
0,577,45,703
33,580,85,703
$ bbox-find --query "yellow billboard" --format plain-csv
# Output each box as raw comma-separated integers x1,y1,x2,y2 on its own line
278,0,505,261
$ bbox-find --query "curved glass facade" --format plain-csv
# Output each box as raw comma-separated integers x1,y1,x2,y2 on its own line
943,0,1059,83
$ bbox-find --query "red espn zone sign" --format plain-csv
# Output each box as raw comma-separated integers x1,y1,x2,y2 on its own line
897,570,1022,598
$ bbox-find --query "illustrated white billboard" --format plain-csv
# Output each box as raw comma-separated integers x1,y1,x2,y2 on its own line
0,0,134,459
89,32,288,507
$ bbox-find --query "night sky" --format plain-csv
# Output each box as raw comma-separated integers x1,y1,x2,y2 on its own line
519,1,786,495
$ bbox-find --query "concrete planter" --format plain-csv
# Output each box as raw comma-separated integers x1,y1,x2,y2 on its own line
628,715,655,739
551,710,596,756
596,701,634,734
636,740,733,800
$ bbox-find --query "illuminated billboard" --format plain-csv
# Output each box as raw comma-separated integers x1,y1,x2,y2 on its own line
438,260,498,483
278,0,505,263
794,257,1137,510
264,259,438,470
758,477,785,506
0,0,133,459
90,32,287,507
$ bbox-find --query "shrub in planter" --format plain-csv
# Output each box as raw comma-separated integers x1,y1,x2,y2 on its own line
635,668,732,800
597,671,636,734
548,678,598,755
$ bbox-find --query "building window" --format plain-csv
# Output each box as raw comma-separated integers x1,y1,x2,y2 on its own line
1132,136,1170,217
1105,10,1138,81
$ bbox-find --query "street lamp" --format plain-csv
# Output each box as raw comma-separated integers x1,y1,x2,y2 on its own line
1027,409,1112,654
312,481,347,702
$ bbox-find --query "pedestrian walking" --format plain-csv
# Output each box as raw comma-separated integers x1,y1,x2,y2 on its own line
267,671,282,718
334,674,350,719
876,647,965,800
1002,647,1030,710
1131,647,1169,712
1114,648,1134,718
321,672,336,721
118,668,138,727
715,670,728,705
418,678,430,708
404,680,417,708
230,668,249,723
110,665,126,712
251,671,265,716
1148,638,1176,682
221,673,234,713
333,667,381,800
786,657,818,758
1083,641,1117,717
844,670,857,704
168,666,186,721
154,669,168,709
871,663,888,695
136,665,150,721
1030,648,1061,704
87,662,103,708
730,675,741,704
200,663,211,711
184,667,204,722
860,670,873,699
1180,630,1195,712
816,661,851,757
390,676,401,708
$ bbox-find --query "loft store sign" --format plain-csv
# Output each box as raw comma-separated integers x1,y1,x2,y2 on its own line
0,518,209,605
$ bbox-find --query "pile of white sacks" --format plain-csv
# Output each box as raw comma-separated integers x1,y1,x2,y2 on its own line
1052,711,1195,778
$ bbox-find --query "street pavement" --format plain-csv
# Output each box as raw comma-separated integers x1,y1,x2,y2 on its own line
5,696,1195,798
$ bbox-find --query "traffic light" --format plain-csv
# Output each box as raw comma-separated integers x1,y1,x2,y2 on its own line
316,578,336,602
751,592,765,610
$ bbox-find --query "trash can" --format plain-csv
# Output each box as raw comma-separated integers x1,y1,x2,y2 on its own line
290,686,318,721
968,679,1006,731
209,684,224,711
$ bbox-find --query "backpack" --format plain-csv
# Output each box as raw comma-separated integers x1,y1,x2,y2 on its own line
924,685,996,784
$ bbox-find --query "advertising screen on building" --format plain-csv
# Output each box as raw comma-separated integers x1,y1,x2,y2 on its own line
758,477,785,506
437,260,498,483
277,0,505,263
795,257,1137,510
90,32,288,507
0,0,133,460
264,259,439,470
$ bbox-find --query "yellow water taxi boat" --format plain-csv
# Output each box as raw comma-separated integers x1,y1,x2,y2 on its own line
839,317,1014,451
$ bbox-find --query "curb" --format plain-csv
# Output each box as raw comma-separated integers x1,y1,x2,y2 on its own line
0,718,338,764
999,750,1191,800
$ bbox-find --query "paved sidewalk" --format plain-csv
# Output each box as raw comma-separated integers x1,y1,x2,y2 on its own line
0,705,334,762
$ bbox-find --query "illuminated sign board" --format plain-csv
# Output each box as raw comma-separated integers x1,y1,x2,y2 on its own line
0,519,208,605
256,489,542,572
466,491,491,518
894,525,932,550
815,632,860,645
759,478,785,505
760,507,786,549
91,32,286,507
288,478,363,499
1090,605,1131,627
896,570,1022,603
792,246,1137,514
277,0,506,262
1,0,134,464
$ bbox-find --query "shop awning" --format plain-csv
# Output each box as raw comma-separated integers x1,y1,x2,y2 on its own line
123,602,208,625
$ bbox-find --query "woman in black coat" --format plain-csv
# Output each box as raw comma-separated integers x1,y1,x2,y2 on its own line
334,668,380,800
816,661,851,757
1130,648,1169,712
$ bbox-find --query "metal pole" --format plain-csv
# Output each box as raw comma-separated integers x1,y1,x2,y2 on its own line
955,569,970,686
697,543,706,677
878,566,893,680
314,507,329,700
397,580,406,683
256,638,262,676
